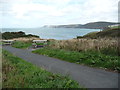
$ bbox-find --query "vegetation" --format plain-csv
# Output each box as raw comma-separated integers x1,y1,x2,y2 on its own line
6,26,119,73
109,25,120,29
2,50,81,88
0,48,2,88
0,41,2,45
33,26,119,71
48,38,119,56
77,26,120,39
36,43,46,45
32,48,120,72
12,41,47,49
77,32,98,39
46,21,119,29
12,41,32,49
2,31,39,39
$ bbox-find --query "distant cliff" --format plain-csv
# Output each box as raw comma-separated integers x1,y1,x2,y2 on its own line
43,21,119,29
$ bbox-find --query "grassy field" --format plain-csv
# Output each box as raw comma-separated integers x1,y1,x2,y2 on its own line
2,50,81,88
12,41,32,49
33,48,120,72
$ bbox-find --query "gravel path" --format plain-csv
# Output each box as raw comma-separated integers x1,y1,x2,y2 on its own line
3,46,119,88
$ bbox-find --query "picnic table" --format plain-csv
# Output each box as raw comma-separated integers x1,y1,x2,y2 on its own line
32,40,48,48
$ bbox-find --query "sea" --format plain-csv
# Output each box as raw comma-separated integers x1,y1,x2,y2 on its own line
2,28,100,40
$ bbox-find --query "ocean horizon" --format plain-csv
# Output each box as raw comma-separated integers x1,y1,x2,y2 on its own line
2,27,100,40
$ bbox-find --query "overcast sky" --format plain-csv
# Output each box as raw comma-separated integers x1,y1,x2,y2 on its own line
0,0,119,28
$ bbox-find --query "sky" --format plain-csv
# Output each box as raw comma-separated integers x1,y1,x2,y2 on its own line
0,0,119,28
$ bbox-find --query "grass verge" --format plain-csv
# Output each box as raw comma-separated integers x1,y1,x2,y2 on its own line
12,41,32,49
2,50,81,88
32,48,120,72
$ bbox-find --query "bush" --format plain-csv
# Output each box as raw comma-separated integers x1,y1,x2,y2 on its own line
2,31,39,39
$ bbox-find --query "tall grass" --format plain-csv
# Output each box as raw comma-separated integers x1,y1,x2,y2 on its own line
9,37,41,42
48,38,119,56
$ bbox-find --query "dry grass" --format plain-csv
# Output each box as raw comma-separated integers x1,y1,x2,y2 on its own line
49,38,119,53
1,37,46,43
9,37,42,42
2,37,52,42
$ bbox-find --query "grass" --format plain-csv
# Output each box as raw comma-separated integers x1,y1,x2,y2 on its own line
109,25,120,29
48,38,119,56
2,50,81,88
77,32,98,39
12,41,48,48
77,27,120,39
35,43,47,45
0,48,2,89
32,48,120,72
12,41,32,49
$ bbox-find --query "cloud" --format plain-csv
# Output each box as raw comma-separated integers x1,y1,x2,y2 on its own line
1,0,119,27
11,4,54,18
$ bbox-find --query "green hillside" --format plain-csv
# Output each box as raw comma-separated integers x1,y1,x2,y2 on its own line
77,26,120,39
44,22,119,29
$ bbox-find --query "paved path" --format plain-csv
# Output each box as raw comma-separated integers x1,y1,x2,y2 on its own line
3,46,119,88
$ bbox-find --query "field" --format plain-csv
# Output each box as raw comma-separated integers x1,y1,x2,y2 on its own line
2,50,80,88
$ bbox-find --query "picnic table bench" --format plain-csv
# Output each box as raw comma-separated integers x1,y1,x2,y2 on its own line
32,40,48,48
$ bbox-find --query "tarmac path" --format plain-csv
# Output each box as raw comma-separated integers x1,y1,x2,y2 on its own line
3,46,119,88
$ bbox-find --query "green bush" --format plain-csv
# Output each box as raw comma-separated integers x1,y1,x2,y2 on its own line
2,31,39,39
99,47,119,56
